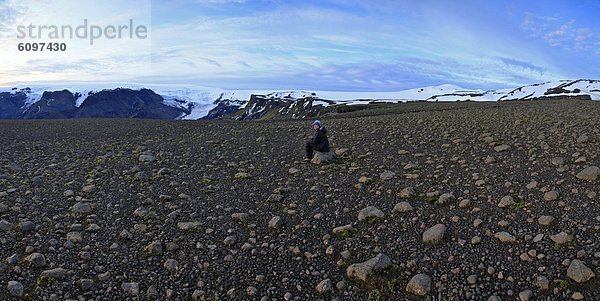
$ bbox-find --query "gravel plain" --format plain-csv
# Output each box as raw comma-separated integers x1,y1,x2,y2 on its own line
0,99,598,300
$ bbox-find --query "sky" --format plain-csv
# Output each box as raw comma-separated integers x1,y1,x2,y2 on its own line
1,0,600,91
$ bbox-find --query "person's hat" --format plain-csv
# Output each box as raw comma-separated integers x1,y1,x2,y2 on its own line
312,120,321,127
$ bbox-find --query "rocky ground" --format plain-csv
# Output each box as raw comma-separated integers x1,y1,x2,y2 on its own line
0,99,598,301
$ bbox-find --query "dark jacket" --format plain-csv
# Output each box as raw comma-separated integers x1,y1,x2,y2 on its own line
311,127,330,152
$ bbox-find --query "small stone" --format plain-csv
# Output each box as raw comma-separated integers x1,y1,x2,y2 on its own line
7,281,24,297
406,274,431,296
422,224,446,244
567,259,595,283
550,232,573,245
494,231,516,243
535,275,549,290
147,285,159,299
576,166,599,181
358,206,384,221
139,154,156,162
399,187,414,198
79,279,94,292
18,221,35,232
576,134,589,143
380,170,396,180
122,282,140,296
315,278,333,294
231,212,249,222
346,253,391,281
41,267,68,279
0,219,14,231
458,199,471,208
177,222,201,231
268,216,284,229
164,259,178,272
494,144,511,152
81,184,96,193
144,240,163,254
538,215,555,225
519,290,532,301
572,292,584,300
71,202,93,215
393,202,413,213
26,253,46,267
288,168,301,175
234,172,252,179
332,224,353,235
467,274,477,285
543,191,559,201
437,192,455,204
223,236,237,246
66,231,82,243
498,195,516,208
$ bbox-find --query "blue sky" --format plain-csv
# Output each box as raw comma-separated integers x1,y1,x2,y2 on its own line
1,0,600,90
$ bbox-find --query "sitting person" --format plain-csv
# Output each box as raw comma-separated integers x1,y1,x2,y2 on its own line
305,120,330,161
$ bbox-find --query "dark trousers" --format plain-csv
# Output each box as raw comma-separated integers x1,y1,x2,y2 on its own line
305,141,316,159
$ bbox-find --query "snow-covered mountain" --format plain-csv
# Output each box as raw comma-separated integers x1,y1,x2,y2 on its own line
1,80,598,120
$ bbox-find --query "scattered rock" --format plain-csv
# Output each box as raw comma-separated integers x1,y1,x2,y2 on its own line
41,267,68,279
519,290,532,301
315,278,333,294
550,231,573,245
164,259,178,272
498,195,516,208
71,202,93,215
26,252,46,268
399,187,415,198
405,274,431,296
379,170,396,180
538,215,555,225
0,219,14,231
122,282,140,296
567,259,595,283
422,224,446,244
357,206,384,221
346,253,391,281
234,172,252,179
543,190,559,201
139,154,156,162
494,231,516,243
177,222,201,231
7,281,23,297
576,166,599,181
332,224,353,235
268,216,284,229
393,202,413,213
494,144,511,152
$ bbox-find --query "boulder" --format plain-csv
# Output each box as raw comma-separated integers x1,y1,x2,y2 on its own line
311,151,336,164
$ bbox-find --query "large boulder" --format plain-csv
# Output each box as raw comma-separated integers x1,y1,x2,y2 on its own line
311,151,336,164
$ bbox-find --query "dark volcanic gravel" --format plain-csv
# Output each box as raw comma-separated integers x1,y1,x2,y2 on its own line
0,100,598,301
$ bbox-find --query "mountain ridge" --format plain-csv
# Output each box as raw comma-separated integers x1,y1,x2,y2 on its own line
1,79,598,120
